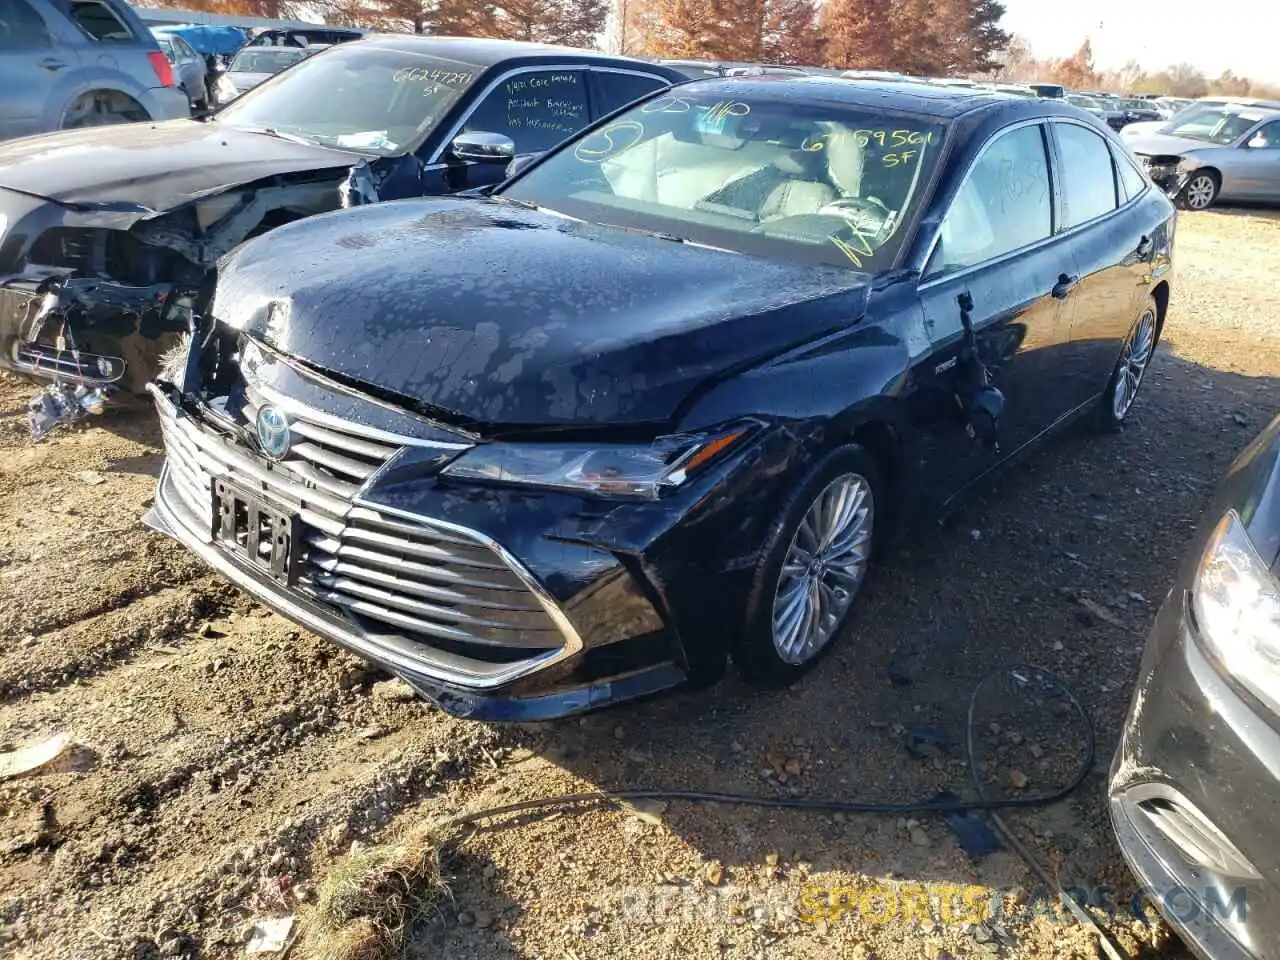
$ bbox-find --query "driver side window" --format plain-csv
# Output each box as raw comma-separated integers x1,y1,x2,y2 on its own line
927,124,1052,277
1249,121,1280,149
462,69,590,155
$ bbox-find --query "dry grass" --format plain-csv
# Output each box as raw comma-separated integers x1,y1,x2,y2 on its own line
306,823,453,960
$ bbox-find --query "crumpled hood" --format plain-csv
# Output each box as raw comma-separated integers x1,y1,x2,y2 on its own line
212,197,872,429
0,119,358,211
1126,133,1211,157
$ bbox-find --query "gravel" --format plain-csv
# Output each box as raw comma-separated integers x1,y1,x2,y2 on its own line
4,206,1278,959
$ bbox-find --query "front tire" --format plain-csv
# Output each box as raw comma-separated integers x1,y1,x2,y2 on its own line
735,444,883,688
1178,171,1219,210
1097,296,1158,432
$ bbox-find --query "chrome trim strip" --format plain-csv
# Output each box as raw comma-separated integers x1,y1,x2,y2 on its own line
349,494,586,663
148,468,567,689
249,382,470,451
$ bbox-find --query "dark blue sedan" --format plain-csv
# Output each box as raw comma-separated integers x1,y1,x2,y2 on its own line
144,78,1178,720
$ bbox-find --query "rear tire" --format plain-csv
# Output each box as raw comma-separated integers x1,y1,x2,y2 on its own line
1097,295,1159,432
734,444,883,688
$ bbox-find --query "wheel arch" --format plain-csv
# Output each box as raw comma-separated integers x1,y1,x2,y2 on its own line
60,88,152,128
831,399,914,543
1150,279,1170,342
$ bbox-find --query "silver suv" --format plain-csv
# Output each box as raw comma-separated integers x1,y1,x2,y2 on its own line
0,0,190,140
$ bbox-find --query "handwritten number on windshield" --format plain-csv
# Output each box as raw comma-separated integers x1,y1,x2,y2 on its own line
573,120,646,163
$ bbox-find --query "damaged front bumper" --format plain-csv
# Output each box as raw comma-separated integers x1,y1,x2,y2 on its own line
1135,158,1190,199
0,275,179,389
0,165,356,397
141,373,773,720
0,186,196,395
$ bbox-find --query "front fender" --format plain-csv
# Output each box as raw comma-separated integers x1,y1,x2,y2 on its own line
678,318,911,439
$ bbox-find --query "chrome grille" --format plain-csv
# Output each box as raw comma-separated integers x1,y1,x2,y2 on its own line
241,387,407,499
152,386,568,661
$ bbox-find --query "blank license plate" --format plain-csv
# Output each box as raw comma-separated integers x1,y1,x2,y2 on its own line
211,478,301,584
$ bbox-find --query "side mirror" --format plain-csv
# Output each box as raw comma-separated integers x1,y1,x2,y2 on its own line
451,131,516,164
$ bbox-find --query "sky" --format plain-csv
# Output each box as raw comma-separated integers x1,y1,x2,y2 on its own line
1000,0,1280,85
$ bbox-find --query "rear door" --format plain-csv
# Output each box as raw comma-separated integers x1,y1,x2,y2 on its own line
915,120,1078,500
587,68,671,118
1045,119,1137,413
0,0,69,139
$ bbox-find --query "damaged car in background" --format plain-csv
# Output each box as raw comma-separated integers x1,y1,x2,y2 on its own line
1126,104,1280,210
0,35,683,437
145,79,1175,720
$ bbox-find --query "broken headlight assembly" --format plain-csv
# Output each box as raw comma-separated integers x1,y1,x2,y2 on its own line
1191,510,1280,715
440,425,755,499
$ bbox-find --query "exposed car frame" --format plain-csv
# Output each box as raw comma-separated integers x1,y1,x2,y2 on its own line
0,36,684,401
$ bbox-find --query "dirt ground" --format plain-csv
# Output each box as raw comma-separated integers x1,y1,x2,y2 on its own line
1,207,1278,960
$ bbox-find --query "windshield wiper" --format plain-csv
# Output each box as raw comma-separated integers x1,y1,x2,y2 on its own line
492,196,537,210
246,126,316,146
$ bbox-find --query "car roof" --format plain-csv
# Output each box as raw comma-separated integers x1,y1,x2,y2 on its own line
355,34,678,74
685,75,1018,118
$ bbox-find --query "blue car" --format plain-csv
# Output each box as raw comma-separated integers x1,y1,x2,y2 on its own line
0,0,189,139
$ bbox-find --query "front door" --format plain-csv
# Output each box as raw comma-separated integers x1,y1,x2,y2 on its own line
914,121,1077,505
1233,120,1280,200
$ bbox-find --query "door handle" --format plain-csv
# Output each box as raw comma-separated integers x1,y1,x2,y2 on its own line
1136,234,1153,257
1052,273,1080,299
39,57,67,71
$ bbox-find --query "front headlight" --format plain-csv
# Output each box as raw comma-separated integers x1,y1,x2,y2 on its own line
215,75,239,103
1191,510,1280,714
440,425,754,499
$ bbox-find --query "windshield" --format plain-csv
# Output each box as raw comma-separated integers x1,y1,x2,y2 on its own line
502,88,945,273
217,45,479,155
1068,94,1101,109
229,48,307,73
1165,107,1266,144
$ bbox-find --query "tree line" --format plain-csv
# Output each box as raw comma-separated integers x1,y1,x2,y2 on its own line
994,37,1280,100
159,0,1279,99
158,0,1009,73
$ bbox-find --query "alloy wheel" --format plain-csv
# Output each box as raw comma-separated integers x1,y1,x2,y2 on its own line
1112,308,1157,420
1184,174,1216,210
771,472,874,665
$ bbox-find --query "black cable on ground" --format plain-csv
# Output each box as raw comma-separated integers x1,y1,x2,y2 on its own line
433,663,1129,958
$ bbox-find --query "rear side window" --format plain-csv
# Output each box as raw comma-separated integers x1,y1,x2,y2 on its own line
1112,144,1148,201
1055,123,1118,227
928,124,1052,275
463,69,590,154
0,0,52,47
65,0,134,40
592,70,669,116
